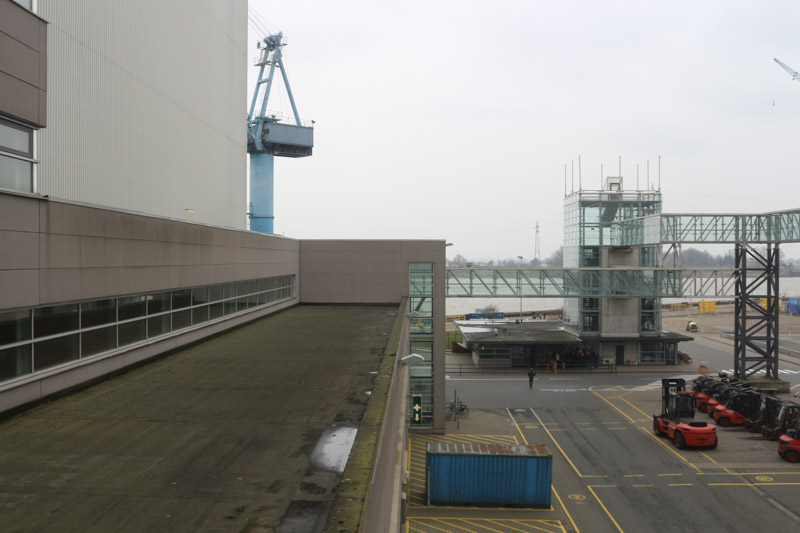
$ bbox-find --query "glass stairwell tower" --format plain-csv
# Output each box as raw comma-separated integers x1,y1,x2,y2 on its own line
563,177,675,364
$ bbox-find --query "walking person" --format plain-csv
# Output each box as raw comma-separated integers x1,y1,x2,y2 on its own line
528,367,536,389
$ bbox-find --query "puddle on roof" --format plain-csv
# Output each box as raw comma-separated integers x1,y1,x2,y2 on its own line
309,426,357,474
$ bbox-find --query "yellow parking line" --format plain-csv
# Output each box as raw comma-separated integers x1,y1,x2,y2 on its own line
586,486,624,533
616,393,652,419
552,485,579,533
638,427,701,473
668,483,694,487
696,450,718,464
424,518,453,533
592,391,636,423
709,482,800,486
526,408,583,477
460,517,508,533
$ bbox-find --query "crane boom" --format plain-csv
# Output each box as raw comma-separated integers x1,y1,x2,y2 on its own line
774,57,800,82
247,33,314,234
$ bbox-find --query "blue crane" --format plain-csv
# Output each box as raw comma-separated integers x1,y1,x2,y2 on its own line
774,57,800,82
247,33,313,233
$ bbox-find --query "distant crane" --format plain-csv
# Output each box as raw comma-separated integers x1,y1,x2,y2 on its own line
247,33,314,233
774,57,800,82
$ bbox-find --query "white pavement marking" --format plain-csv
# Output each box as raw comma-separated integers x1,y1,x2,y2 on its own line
722,368,800,375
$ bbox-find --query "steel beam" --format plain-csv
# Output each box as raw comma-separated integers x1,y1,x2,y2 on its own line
734,244,780,380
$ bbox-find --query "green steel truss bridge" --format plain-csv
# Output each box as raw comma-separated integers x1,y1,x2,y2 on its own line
445,209,800,381
445,267,735,299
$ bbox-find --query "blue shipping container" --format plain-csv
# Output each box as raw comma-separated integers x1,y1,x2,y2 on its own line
426,442,552,507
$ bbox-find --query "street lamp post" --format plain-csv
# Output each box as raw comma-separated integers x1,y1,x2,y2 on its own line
517,256,524,319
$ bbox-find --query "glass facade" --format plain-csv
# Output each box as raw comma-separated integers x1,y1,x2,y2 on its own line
0,275,296,385
564,187,663,345
409,263,434,427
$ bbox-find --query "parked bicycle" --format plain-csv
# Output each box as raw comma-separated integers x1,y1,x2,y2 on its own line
445,399,469,420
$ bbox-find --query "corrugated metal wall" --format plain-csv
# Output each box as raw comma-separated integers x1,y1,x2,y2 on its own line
37,0,247,229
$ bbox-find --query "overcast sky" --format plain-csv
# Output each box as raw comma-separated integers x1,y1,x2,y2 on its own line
246,0,800,262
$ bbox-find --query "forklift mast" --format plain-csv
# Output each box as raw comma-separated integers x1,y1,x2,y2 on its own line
662,379,694,418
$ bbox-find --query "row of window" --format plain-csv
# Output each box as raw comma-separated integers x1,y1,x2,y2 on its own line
0,117,34,194
0,275,296,383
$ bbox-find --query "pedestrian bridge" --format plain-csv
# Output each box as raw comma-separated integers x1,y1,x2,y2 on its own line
611,209,800,246
446,209,800,299
445,267,735,298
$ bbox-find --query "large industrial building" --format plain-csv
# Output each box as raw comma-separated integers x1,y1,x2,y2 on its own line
0,0,445,435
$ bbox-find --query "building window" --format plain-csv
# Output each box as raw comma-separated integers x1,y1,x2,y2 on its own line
0,118,34,193
12,0,34,11
0,274,297,385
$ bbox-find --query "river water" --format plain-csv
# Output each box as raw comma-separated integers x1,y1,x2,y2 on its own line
446,276,800,315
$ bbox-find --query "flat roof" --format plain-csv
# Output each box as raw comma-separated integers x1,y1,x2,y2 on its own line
455,320,693,345
455,319,582,345
0,304,398,531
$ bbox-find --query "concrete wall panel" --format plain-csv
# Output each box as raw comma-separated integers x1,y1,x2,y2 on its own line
1,193,301,309
0,230,38,269
0,0,47,127
0,269,38,309
39,234,80,268
0,193,39,232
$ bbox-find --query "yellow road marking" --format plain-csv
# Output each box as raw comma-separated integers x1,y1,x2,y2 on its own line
616,393,652,419
484,518,559,533
409,518,567,533
592,391,636,423
696,471,800,476
624,474,644,477
552,484,580,533
668,483,694,487
638,427,701,473
696,450,718,464
658,473,682,477
709,482,800,486
425,518,454,533
460,517,508,533
526,408,586,478
587,485,624,533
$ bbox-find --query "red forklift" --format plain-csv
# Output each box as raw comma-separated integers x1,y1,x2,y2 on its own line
762,399,800,441
778,419,800,463
653,379,717,449
744,394,771,433
712,388,760,427
704,380,744,416
694,374,735,413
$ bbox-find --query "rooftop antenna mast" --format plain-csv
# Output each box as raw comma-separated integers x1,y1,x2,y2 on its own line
247,32,314,233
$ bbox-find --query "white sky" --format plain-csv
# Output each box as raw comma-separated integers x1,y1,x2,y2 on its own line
247,0,800,262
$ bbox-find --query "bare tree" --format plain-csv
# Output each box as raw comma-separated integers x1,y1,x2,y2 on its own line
447,254,468,267
543,247,563,267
